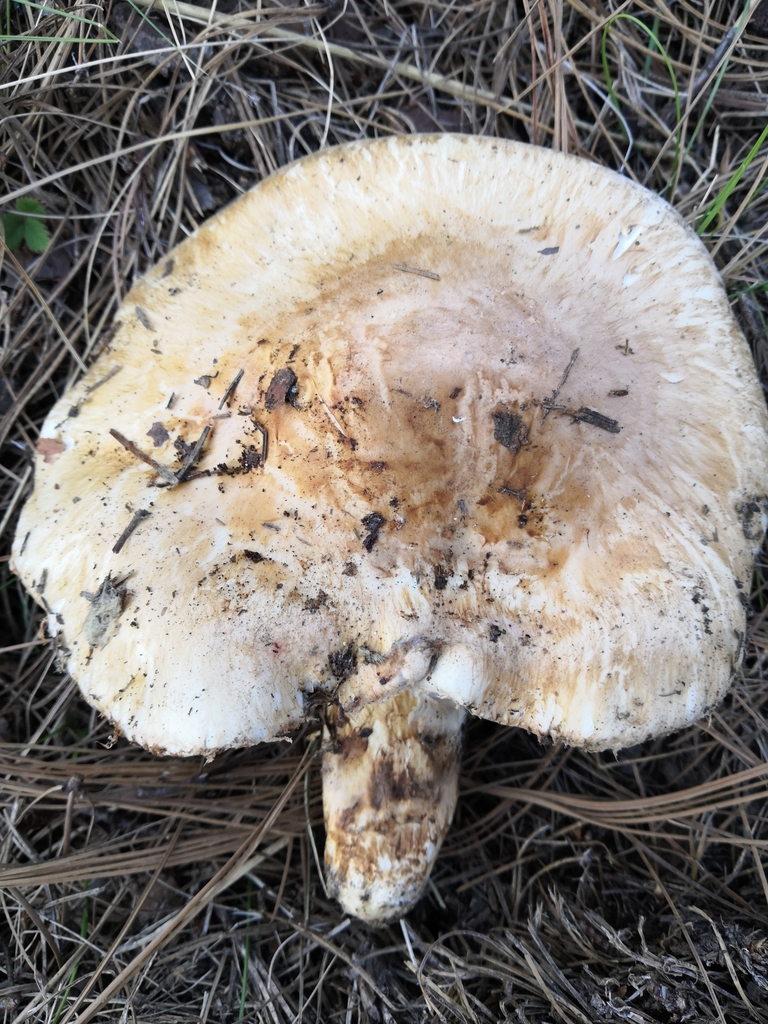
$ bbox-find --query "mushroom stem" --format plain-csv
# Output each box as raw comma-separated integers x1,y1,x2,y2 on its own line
322,690,465,923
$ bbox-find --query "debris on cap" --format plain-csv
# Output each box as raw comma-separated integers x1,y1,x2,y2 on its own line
12,136,768,921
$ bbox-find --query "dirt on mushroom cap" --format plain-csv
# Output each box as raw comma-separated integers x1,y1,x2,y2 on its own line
12,136,768,756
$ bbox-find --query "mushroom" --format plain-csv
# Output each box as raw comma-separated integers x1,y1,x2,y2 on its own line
12,136,768,923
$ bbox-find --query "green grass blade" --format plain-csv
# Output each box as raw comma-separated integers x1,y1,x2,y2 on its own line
51,901,89,1024
8,0,117,39
730,281,768,297
643,16,660,78
685,0,754,159
125,0,182,57
601,14,681,192
697,123,768,235
0,0,117,45
0,35,113,42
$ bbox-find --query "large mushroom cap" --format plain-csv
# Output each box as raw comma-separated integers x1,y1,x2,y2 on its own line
12,135,768,759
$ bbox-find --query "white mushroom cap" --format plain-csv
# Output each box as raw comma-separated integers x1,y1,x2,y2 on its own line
12,135,768,759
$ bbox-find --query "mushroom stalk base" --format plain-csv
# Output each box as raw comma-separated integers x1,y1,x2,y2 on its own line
322,690,465,923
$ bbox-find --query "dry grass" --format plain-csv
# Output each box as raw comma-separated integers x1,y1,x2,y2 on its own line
2,0,768,1021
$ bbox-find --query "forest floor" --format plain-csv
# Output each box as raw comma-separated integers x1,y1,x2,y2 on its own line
1,1,768,1021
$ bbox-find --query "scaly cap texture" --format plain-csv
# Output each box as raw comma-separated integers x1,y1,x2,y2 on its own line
12,135,768,758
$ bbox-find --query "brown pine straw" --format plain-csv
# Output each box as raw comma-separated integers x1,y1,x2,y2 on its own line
54,751,308,1024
